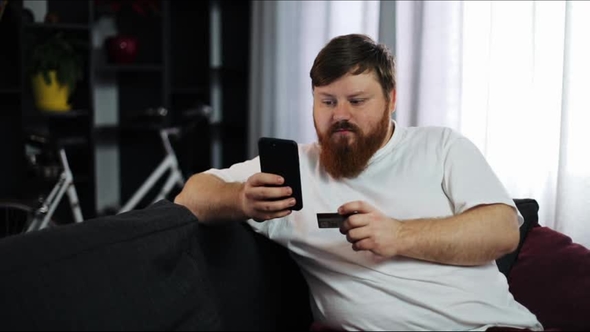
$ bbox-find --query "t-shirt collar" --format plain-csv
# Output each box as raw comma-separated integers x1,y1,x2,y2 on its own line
368,120,405,165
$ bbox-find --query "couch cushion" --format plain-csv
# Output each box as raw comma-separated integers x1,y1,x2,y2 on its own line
508,224,590,330
496,199,539,276
196,221,313,330
0,200,222,331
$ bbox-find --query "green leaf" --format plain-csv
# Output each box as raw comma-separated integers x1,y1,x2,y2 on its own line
25,31,85,91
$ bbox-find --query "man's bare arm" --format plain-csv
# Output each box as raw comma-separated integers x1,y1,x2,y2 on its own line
340,203,520,266
174,172,296,224
174,173,248,224
397,204,520,265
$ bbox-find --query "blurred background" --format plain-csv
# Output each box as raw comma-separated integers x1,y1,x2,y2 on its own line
0,0,588,247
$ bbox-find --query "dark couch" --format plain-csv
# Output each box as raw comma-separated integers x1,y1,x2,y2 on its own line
0,199,588,331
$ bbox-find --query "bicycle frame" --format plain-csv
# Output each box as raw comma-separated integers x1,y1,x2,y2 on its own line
118,128,185,213
20,124,187,231
27,148,84,232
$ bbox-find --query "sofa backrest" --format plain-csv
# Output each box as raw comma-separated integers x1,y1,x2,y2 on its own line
495,199,539,276
196,221,313,330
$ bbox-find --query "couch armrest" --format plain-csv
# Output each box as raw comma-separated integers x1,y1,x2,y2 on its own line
495,199,539,277
196,221,313,330
0,200,222,330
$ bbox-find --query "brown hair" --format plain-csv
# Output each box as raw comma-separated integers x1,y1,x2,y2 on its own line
310,34,396,101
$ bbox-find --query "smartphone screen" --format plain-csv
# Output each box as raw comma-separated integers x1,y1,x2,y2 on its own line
258,137,303,211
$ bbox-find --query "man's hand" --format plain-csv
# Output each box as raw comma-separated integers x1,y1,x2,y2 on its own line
338,201,403,258
240,172,297,222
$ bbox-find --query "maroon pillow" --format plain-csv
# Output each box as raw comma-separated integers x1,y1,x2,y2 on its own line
508,225,590,331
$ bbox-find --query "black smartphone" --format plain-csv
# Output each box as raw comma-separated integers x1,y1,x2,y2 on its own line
258,137,303,211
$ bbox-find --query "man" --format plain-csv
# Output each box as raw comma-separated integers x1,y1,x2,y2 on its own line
175,34,542,331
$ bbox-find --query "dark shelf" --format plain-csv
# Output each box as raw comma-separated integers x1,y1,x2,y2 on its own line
0,88,20,94
93,125,119,140
0,87,20,93
22,110,90,124
56,135,88,147
171,86,207,94
38,109,90,119
94,125,118,132
95,124,176,137
99,64,163,72
25,22,90,31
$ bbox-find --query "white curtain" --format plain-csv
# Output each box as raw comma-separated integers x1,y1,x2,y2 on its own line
394,1,590,248
248,0,380,157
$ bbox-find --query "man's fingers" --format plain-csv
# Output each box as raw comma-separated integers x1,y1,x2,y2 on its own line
247,186,292,200
248,172,284,187
253,197,296,213
352,238,374,252
339,213,368,234
273,209,293,219
345,226,371,243
243,172,296,222
338,200,373,216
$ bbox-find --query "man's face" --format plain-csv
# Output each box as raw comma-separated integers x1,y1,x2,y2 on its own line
313,71,396,179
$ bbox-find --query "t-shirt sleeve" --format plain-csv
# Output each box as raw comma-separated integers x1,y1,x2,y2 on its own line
442,135,524,226
204,157,261,183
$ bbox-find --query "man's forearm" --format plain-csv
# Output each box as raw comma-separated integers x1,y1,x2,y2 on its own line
397,204,520,266
174,173,247,224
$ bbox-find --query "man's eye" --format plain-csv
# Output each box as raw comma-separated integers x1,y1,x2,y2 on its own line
323,100,336,107
350,99,366,105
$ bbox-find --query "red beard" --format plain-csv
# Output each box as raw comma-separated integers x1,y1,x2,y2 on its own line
316,108,391,179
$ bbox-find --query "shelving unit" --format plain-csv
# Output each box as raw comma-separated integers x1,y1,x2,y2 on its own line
0,88,21,93
0,0,251,218
24,22,90,31
98,64,163,72
0,0,95,224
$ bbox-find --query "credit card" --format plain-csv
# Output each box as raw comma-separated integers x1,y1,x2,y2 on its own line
317,213,346,228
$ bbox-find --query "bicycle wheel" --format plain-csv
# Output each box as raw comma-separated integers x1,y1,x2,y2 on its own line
0,201,56,239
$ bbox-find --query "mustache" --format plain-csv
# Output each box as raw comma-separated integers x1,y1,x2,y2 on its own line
330,121,360,134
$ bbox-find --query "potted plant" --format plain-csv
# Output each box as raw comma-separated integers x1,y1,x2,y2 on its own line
27,32,84,112
95,0,161,64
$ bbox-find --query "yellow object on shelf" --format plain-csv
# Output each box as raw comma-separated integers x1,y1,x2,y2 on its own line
31,71,71,112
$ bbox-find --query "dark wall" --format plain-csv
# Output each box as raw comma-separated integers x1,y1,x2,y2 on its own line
0,2,24,199
220,0,251,168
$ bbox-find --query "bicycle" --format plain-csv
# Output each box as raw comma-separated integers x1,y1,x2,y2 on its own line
0,105,211,239
0,132,83,239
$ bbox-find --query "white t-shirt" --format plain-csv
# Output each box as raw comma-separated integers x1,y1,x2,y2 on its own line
205,122,543,331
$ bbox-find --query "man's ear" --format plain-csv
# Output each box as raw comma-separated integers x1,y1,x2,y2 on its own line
389,89,397,114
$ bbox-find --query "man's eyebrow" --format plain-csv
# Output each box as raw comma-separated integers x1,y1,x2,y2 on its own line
316,91,369,98
317,92,335,98
347,91,368,98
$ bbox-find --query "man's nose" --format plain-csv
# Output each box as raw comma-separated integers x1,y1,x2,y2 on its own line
332,102,352,121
